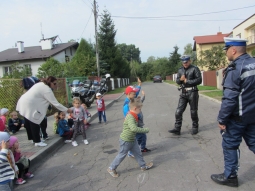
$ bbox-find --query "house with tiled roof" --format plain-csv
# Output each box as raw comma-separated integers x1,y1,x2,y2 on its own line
231,13,255,56
0,36,78,77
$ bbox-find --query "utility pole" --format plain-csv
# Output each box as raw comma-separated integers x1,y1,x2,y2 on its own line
94,0,100,79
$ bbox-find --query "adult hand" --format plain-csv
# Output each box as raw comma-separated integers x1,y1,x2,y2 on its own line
180,75,185,81
184,78,187,83
141,90,145,96
218,123,226,130
67,108,72,113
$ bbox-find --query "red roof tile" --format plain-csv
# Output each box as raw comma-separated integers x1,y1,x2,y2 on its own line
193,32,230,44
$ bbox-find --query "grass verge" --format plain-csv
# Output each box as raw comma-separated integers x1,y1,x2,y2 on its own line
200,90,223,101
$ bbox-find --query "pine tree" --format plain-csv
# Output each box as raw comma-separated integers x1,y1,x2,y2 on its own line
98,10,128,77
67,38,96,77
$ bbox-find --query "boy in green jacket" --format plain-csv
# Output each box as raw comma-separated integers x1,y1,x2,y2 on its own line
107,98,153,177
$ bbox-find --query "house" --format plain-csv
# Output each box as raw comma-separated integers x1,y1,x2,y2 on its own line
193,32,229,71
0,36,79,77
231,13,255,56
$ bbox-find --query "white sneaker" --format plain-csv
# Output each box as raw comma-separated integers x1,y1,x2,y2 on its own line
34,142,47,147
41,139,45,142
84,140,89,145
64,140,72,143
72,141,78,147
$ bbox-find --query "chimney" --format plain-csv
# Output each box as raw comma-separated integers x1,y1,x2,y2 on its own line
40,39,53,50
217,32,222,35
17,41,24,53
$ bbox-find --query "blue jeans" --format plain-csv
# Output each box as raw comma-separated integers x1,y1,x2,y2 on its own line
110,139,146,170
222,119,255,178
136,133,147,150
98,111,106,122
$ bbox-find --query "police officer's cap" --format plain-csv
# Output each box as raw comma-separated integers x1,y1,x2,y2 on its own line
180,55,190,63
223,37,248,50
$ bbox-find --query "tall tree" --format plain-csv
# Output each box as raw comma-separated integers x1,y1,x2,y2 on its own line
117,43,141,63
98,10,128,77
169,46,182,74
197,45,227,70
183,43,197,63
67,38,96,77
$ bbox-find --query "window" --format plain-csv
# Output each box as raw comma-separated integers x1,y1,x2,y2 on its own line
236,33,241,38
65,55,70,63
4,66,12,75
24,64,31,69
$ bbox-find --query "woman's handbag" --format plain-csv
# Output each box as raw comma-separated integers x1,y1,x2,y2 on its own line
17,156,29,169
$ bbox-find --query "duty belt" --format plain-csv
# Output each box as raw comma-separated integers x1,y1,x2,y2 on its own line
185,87,193,91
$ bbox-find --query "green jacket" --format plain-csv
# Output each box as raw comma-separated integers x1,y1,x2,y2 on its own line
120,113,149,142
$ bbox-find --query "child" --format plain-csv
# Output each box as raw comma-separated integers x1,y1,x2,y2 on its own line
70,98,89,146
8,111,24,134
81,103,91,125
1,108,9,132
54,111,73,143
96,93,107,124
0,132,19,190
107,98,153,177
123,78,141,157
9,136,34,185
136,91,151,152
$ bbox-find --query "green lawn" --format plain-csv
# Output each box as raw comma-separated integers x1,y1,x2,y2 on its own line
200,90,223,101
198,85,217,91
165,80,177,86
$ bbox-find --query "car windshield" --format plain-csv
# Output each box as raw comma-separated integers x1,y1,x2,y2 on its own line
154,76,161,78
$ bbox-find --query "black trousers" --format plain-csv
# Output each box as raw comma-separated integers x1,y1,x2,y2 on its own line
174,90,199,130
40,117,48,139
16,160,30,178
24,118,41,143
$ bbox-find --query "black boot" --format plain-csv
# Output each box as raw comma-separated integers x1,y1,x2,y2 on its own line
168,128,180,135
211,173,238,187
191,128,198,135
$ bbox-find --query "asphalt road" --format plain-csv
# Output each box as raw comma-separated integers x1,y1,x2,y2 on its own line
17,82,255,191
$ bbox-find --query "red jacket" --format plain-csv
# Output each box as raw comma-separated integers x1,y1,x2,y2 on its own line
96,98,105,111
0,118,5,131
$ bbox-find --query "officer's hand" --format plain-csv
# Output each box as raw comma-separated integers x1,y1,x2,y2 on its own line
218,123,226,130
180,75,185,81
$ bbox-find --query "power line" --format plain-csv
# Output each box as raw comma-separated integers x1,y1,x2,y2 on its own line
143,18,255,22
108,5,255,19
80,11,93,39
80,0,92,9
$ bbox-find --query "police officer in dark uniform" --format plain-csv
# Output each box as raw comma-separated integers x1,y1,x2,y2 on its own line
211,38,255,187
168,55,202,135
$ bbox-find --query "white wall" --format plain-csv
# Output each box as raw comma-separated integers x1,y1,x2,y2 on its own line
0,60,44,77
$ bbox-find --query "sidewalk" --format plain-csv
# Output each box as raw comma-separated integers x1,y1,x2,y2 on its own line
16,92,124,170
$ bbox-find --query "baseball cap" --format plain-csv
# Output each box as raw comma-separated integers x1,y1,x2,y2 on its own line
96,93,102,97
125,86,139,95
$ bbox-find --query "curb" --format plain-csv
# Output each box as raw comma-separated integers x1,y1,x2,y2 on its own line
29,92,125,171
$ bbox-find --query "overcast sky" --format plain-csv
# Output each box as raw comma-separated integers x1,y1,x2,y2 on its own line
1,0,255,62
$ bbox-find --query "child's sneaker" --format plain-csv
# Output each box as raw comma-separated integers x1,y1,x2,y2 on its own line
24,172,34,179
72,141,78,147
141,162,153,171
107,168,119,178
141,148,151,152
84,140,89,145
64,140,72,143
16,178,26,185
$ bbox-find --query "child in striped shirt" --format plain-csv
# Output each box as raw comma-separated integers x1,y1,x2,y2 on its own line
107,98,153,178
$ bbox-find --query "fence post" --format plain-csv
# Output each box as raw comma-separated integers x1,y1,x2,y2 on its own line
110,78,115,90
117,78,121,88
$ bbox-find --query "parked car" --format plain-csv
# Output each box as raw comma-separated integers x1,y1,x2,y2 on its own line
153,75,162,83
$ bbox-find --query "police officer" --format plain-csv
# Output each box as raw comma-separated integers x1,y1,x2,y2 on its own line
211,38,255,187
168,55,202,135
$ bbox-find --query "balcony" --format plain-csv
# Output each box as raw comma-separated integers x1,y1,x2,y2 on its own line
246,35,255,46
